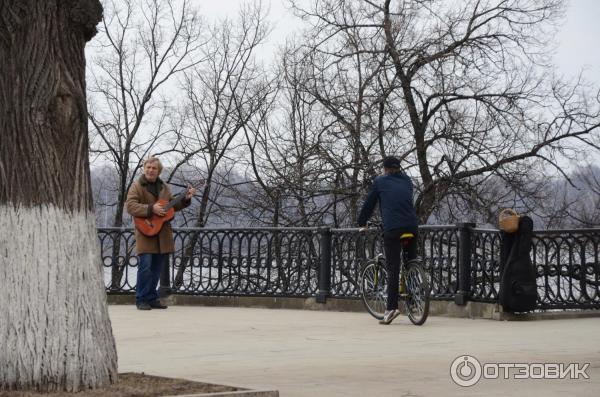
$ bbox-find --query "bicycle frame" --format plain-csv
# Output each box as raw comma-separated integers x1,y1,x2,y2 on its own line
360,223,430,325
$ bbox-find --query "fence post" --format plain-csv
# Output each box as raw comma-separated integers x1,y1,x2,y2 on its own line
455,222,475,305
316,227,332,303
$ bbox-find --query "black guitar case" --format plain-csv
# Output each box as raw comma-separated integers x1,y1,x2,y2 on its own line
499,215,537,312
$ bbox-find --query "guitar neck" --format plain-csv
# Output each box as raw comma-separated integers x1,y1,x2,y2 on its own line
161,181,201,211
163,194,185,211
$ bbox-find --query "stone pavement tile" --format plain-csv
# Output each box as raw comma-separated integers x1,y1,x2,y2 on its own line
109,305,600,397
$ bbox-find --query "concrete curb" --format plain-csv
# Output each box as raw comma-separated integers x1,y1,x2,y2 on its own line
107,294,600,321
493,308,600,321
163,390,279,397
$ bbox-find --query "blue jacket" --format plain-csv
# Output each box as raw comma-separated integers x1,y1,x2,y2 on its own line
358,172,418,231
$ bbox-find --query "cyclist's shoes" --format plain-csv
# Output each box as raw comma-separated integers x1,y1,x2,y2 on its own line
379,309,401,325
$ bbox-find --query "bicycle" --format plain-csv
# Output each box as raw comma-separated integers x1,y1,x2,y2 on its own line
359,225,431,325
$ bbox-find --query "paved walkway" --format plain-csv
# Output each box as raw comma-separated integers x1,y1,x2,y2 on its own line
109,305,600,397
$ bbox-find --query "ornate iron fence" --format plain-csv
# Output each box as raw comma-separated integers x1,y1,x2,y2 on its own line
99,225,600,310
328,226,461,300
470,228,502,302
171,227,321,296
329,228,379,298
532,229,600,309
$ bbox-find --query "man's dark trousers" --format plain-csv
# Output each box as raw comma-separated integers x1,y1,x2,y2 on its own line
136,253,168,304
383,227,418,311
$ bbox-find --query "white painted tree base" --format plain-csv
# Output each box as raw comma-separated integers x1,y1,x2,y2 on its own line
0,205,118,392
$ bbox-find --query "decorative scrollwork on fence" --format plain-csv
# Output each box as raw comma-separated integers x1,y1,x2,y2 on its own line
99,226,600,310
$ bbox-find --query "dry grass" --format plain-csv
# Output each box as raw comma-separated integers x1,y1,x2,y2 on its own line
0,372,240,396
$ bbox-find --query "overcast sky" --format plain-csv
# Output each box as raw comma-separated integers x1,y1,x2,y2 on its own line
196,0,600,79
554,0,600,78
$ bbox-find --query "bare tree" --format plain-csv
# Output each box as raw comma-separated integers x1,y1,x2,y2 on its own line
285,7,395,224
0,0,117,391
290,0,600,223
172,2,273,286
567,165,600,227
87,0,204,288
534,164,600,228
238,45,341,227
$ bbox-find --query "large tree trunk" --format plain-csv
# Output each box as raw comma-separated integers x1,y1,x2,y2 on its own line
0,0,118,392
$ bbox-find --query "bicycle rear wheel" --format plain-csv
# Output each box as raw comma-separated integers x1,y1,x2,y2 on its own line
360,260,388,320
404,261,430,325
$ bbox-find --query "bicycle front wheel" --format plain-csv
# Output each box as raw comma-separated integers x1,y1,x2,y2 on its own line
404,261,431,325
360,260,388,320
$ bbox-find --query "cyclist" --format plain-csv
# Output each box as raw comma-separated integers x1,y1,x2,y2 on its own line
358,156,418,324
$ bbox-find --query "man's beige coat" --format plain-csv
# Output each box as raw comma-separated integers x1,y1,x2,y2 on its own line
126,176,190,254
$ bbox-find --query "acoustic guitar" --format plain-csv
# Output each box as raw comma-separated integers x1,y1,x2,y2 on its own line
134,183,200,237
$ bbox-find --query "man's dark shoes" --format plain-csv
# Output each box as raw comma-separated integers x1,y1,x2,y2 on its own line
136,302,151,311
149,300,168,309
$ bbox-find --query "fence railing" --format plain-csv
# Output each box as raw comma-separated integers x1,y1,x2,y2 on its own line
98,225,600,310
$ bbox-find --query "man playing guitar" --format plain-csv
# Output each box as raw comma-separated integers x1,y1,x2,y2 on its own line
126,156,197,310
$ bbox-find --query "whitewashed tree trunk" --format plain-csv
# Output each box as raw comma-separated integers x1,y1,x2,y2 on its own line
0,206,118,391
0,0,118,392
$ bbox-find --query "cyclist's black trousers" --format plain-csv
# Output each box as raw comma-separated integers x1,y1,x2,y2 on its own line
383,227,418,311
